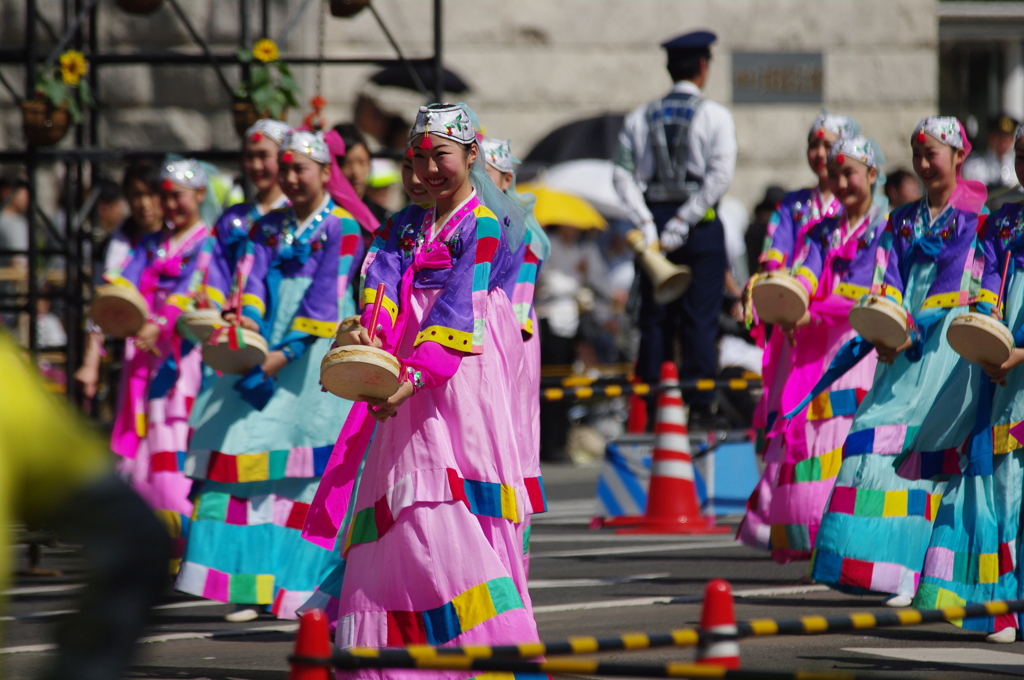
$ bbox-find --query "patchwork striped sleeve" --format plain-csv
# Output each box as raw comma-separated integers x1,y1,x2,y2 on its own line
760,203,795,271
360,209,410,348
791,223,825,297
287,217,342,339
978,215,1002,311
510,229,541,336
335,208,364,315
241,214,275,325
413,205,503,355
875,218,907,307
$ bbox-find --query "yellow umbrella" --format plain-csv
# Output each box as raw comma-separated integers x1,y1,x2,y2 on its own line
517,183,607,230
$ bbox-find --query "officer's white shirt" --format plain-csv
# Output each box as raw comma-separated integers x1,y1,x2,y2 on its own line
613,80,737,230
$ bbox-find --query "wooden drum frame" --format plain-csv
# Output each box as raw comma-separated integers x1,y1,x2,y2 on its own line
947,312,1014,366
848,294,909,349
751,272,809,325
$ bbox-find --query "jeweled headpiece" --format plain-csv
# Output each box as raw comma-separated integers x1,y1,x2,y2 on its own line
912,117,963,149
279,130,330,165
410,103,476,150
809,113,857,140
246,119,292,145
160,159,206,190
828,135,878,169
481,138,514,174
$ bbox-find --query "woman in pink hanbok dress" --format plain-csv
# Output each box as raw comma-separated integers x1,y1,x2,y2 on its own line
763,135,887,563
108,159,212,571
740,113,857,549
303,104,542,677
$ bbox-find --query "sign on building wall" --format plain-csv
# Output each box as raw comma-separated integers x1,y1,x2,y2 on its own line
732,52,823,104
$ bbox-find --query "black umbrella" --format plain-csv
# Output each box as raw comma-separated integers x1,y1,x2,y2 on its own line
370,62,470,94
523,114,625,165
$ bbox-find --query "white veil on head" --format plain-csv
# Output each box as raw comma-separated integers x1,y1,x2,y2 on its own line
454,102,529,252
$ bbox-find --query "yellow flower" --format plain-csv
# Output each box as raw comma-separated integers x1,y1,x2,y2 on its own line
59,50,88,86
252,39,280,63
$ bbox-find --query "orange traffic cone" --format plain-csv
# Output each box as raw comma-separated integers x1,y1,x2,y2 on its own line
290,609,332,680
617,362,730,534
626,375,648,433
695,579,740,669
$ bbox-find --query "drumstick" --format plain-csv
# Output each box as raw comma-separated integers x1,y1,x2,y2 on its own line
996,250,1013,316
367,283,386,343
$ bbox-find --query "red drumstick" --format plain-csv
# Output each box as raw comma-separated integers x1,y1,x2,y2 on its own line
367,283,386,342
996,250,1013,315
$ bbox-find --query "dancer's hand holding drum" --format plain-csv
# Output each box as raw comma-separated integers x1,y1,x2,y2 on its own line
133,321,162,355
849,293,910,362
319,284,401,403
751,271,809,326
982,348,1024,386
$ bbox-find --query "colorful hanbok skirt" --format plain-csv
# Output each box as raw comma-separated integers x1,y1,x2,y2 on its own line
811,263,981,597
333,287,541,680
113,340,202,571
739,331,792,550
177,277,352,619
913,275,1024,632
767,301,877,562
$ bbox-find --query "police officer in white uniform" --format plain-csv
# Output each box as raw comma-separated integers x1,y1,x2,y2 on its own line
962,114,1019,190
613,30,736,423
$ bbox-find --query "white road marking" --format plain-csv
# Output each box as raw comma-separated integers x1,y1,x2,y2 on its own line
532,500,598,524
0,597,228,622
533,584,829,614
0,609,74,622
2,584,81,596
154,599,228,611
0,622,299,655
528,574,670,589
532,539,740,559
846,647,1024,676
529,533,722,544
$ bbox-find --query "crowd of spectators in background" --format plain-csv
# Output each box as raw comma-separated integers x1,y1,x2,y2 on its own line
0,108,1020,463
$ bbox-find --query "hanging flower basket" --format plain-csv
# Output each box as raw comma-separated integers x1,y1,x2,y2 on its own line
329,0,371,18
21,98,70,144
21,100,70,147
233,39,299,138
24,49,94,146
232,99,289,139
114,0,165,15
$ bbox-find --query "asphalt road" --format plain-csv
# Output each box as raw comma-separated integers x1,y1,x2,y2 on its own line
4,463,1024,679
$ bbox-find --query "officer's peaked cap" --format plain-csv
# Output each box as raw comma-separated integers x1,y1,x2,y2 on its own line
661,30,716,52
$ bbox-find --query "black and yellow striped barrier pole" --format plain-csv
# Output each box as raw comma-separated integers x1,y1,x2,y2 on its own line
541,378,761,402
315,652,887,679
331,599,1024,661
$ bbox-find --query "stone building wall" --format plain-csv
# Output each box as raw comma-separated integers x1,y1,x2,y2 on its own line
0,0,938,211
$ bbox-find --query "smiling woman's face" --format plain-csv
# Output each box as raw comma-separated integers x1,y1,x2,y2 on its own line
411,135,477,202
807,129,838,182
401,155,430,203
911,134,963,198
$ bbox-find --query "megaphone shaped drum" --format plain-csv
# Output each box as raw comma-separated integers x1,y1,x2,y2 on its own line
625,230,692,304
90,284,149,338
320,345,401,402
947,312,1013,366
751,272,809,325
202,328,269,375
848,294,908,349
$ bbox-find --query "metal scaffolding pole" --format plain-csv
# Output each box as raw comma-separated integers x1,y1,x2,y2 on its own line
3,0,446,400
433,0,443,103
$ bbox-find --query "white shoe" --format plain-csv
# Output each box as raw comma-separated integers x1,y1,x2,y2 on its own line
884,594,913,608
224,606,261,622
987,627,1017,644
